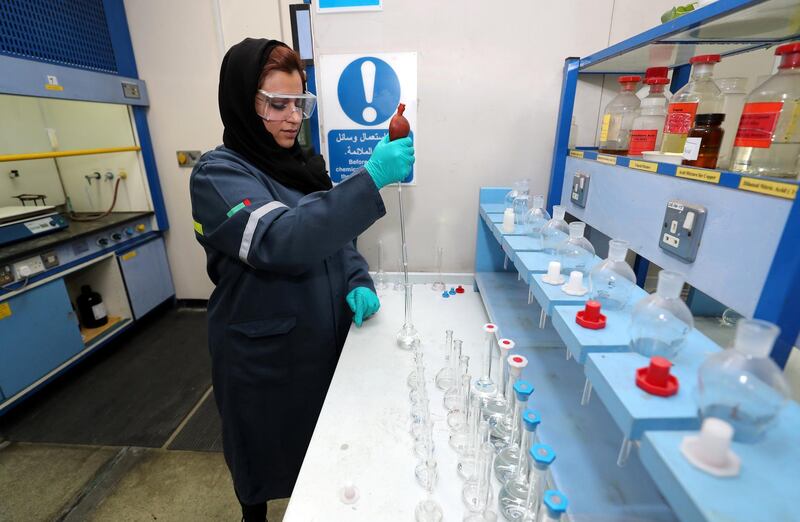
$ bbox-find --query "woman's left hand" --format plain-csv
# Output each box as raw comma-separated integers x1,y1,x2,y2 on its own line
346,287,381,327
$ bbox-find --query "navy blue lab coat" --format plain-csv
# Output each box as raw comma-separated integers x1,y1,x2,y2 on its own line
189,146,385,502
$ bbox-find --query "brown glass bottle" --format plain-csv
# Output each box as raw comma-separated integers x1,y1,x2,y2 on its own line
682,113,725,169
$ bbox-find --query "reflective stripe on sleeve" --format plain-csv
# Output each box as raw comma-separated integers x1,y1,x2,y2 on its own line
238,201,288,263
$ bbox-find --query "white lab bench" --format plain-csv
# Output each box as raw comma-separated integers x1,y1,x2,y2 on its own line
284,282,501,521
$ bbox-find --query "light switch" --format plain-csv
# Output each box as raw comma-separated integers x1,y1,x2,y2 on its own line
683,211,695,231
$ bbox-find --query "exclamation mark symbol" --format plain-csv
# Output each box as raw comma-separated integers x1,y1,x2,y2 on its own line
361,60,377,123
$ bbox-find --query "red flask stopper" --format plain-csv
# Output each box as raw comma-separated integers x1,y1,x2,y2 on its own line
456,285,465,294
636,356,679,397
575,300,606,329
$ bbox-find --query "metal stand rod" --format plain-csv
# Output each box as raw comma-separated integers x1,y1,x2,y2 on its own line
528,289,533,305
538,310,547,329
617,436,633,467
580,378,592,405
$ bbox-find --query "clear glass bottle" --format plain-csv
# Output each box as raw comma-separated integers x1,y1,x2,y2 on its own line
716,77,748,168
661,54,723,153
628,75,670,156
630,270,693,360
695,319,791,443
541,206,569,255
513,193,530,226
498,410,540,520
505,179,530,209
524,195,551,242
494,381,535,484
730,42,800,179
520,444,556,522
598,75,642,155
589,239,636,311
555,222,595,277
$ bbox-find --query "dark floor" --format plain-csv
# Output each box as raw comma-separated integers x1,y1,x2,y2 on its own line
0,307,214,448
0,306,288,521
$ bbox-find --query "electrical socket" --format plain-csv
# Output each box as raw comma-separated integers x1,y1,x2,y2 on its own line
571,172,590,208
12,256,45,279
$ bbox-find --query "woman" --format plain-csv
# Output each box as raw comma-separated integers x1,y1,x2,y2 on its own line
190,38,414,521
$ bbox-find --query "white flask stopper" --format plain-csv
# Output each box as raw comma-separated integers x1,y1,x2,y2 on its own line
561,270,588,296
680,417,741,477
542,261,565,285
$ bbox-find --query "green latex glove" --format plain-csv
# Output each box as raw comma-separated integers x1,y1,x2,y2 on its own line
365,135,415,189
346,287,381,327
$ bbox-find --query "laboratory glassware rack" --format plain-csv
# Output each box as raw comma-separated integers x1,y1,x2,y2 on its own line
474,1,800,520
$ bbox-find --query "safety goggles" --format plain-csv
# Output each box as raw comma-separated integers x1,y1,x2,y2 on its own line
255,90,317,121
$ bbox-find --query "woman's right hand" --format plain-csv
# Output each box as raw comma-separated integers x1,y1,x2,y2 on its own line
364,135,415,189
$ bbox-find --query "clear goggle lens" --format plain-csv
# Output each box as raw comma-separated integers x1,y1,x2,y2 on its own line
256,90,317,121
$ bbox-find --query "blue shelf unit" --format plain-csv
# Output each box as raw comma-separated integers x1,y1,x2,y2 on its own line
474,2,800,520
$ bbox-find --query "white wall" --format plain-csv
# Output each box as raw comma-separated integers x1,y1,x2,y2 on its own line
124,0,785,297
311,1,619,273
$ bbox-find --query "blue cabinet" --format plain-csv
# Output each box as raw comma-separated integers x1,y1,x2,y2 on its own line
0,279,84,398
118,237,175,319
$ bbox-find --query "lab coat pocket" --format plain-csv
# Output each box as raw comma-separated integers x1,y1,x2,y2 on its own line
227,316,296,383
228,316,296,338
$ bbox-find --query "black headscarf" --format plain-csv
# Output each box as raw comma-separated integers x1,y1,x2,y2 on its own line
218,38,332,194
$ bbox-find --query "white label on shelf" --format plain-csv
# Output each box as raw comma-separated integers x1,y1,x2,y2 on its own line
92,302,108,321
682,137,702,160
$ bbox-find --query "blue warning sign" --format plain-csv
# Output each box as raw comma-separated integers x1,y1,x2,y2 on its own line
337,57,401,126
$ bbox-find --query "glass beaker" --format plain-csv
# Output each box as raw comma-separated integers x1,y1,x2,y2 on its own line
589,239,636,311
695,319,791,443
556,222,595,277
630,270,693,360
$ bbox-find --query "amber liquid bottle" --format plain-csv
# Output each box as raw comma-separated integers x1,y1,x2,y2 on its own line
682,113,725,169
